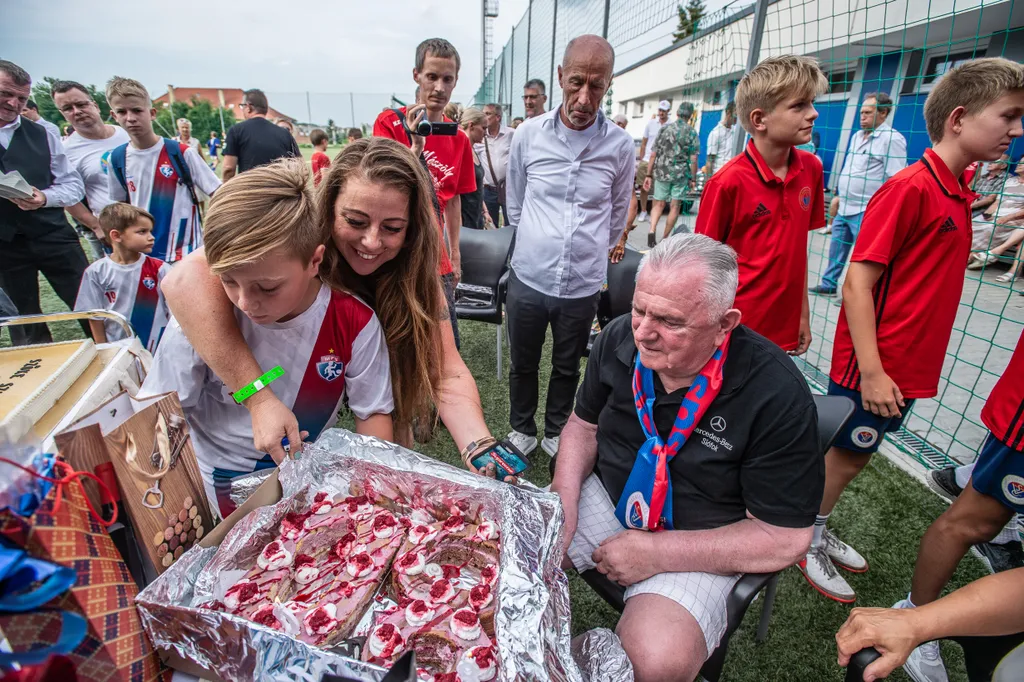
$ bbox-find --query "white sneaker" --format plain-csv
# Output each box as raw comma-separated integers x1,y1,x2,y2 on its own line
506,430,538,457
638,211,649,222
541,436,560,457
822,528,869,572
798,545,856,603
894,600,949,682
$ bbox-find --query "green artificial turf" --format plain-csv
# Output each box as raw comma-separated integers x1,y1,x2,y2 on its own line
12,270,989,681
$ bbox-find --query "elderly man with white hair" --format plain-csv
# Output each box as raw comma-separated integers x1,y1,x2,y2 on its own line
551,233,824,682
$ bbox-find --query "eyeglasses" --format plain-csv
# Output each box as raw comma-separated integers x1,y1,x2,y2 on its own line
57,101,95,115
239,102,251,109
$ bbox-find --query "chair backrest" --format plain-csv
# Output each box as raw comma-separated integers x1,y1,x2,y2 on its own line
598,248,644,327
812,394,856,455
458,227,514,291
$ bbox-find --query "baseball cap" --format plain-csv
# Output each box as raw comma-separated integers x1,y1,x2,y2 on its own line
658,100,671,111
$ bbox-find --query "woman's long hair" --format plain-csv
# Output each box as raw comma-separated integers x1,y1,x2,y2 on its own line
316,138,444,427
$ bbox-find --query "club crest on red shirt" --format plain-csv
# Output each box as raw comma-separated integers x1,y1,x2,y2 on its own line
799,186,811,211
317,353,344,382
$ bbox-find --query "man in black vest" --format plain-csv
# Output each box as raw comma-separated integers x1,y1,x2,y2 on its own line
0,60,88,345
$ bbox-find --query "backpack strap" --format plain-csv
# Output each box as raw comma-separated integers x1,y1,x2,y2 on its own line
162,138,203,220
109,143,129,194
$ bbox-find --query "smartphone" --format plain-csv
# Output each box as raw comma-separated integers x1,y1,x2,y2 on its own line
471,441,530,480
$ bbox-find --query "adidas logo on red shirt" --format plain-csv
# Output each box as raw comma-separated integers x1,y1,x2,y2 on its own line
938,216,959,233
752,203,771,219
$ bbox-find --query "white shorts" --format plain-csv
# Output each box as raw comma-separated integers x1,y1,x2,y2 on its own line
567,474,740,656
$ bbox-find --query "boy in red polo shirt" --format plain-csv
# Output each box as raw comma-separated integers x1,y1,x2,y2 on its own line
696,55,827,354
801,58,1024,615
372,38,475,349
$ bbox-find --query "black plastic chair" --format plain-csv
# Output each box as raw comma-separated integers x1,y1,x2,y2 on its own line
455,227,515,378
554,393,856,681
587,247,644,356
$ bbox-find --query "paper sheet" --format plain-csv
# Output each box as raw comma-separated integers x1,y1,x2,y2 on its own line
0,171,35,201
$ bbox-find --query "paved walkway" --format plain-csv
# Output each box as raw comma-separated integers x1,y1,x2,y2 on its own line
623,209,1024,464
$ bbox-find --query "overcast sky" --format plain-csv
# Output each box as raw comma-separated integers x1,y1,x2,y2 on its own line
3,0,529,125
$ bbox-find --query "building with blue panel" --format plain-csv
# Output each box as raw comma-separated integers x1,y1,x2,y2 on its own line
610,0,1024,190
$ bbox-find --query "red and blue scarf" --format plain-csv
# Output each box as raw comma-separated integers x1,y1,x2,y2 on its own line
615,334,731,531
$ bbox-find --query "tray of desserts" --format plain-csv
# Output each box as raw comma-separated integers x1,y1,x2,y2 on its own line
136,429,580,682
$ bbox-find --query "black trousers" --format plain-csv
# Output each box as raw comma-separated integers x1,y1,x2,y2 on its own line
0,228,89,345
483,186,507,227
507,270,599,439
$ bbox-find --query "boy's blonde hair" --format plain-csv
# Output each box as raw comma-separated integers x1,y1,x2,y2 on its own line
923,57,1024,143
735,55,828,134
105,76,151,106
98,202,154,239
204,158,323,275
459,107,485,130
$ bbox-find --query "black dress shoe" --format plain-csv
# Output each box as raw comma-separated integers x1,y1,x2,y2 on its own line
809,285,837,295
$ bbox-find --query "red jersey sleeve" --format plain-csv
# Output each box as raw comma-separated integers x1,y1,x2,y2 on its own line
373,110,409,145
455,132,477,195
850,178,920,266
810,157,826,230
695,173,732,241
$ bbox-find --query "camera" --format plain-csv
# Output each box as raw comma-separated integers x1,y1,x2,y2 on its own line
393,109,458,137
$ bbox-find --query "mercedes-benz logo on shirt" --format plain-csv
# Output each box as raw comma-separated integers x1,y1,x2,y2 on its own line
710,416,727,432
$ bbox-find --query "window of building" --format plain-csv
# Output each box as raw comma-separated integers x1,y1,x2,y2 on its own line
922,50,983,86
826,69,856,95
711,90,722,105
633,100,645,118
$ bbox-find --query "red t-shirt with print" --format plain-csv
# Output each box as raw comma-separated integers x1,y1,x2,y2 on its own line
311,150,330,187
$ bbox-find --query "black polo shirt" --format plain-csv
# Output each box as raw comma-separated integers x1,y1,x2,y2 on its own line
224,117,301,173
574,315,823,531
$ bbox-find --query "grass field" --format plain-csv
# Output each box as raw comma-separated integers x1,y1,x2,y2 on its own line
9,261,989,681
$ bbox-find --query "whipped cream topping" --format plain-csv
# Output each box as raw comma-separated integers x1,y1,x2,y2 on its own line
469,583,493,611
293,554,318,585
458,645,497,682
279,511,310,540
404,598,437,627
251,604,280,629
273,601,304,636
344,495,374,520
423,562,443,579
427,578,457,604
409,508,434,526
409,524,439,545
369,622,405,658
346,552,374,578
450,608,482,641
310,491,334,515
224,579,260,610
257,540,293,571
442,514,466,534
395,550,426,576
303,603,338,636
372,512,398,539
472,520,499,542
479,565,498,586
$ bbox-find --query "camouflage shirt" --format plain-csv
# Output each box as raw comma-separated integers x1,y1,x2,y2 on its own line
651,119,700,184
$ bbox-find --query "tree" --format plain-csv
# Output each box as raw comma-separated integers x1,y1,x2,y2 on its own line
326,118,336,144
154,97,236,142
673,0,707,41
31,77,110,127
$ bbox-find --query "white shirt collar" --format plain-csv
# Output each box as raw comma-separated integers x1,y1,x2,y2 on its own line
862,121,892,139
1,115,22,132
540,107,608,135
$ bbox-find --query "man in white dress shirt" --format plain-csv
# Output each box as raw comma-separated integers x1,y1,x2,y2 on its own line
703,100,741,177
474,102,514,226
809,92,907,296
505,34,635,459
0,60,88,345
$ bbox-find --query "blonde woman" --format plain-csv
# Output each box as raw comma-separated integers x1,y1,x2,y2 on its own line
459,107,490,229
162,138,498,473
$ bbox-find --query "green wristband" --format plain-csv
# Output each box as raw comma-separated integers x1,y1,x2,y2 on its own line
233,366,285,404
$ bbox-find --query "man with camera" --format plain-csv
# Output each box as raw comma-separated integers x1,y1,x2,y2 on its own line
373,38,475,348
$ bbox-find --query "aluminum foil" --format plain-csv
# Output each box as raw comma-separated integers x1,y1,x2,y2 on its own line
571,629,633,682
136,428,584,682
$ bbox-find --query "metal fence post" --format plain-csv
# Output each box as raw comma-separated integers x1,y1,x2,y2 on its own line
602,0,611,39
732,0,769,158
550,0,559,97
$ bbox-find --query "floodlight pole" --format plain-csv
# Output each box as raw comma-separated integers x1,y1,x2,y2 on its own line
732,0,770,159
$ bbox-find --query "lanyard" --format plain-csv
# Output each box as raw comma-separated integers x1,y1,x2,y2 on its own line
615,333,731,531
